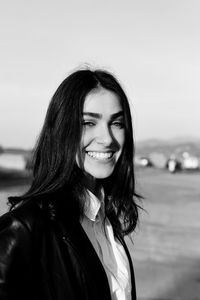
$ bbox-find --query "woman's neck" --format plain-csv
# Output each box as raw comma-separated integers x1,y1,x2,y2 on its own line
83,174,103,199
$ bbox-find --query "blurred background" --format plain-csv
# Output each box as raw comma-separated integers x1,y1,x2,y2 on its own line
0,0,200,299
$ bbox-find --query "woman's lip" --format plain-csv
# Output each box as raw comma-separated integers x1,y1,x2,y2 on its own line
85,150,115,153
86,151,115,160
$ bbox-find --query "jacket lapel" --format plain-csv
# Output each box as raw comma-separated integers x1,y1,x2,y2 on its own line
58,219,112,299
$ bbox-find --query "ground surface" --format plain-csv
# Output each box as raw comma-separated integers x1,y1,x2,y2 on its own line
0,168,200,300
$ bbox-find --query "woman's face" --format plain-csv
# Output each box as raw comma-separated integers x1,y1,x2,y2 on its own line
78,88,125,179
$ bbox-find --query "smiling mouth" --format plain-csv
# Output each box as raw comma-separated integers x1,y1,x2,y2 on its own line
86,151,114,160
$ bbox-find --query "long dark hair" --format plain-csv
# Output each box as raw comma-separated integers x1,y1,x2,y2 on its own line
9,68,141,237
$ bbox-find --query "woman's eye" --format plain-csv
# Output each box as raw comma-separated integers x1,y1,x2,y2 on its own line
111,121,124,129
82,121,95,127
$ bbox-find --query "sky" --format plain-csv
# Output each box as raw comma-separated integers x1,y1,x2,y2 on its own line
0,0,200,149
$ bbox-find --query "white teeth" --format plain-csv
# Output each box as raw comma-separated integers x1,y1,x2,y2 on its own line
87,151,113,160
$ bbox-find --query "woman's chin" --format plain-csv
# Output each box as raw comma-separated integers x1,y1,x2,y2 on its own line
85,170,113,179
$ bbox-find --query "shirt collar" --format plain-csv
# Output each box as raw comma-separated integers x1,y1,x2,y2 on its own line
84,190,104,221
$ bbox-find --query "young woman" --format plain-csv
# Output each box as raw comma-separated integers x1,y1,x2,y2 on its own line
0,68,140,300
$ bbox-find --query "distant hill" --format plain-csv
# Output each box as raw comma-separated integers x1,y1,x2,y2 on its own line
1,137,200,161
3,148,32,155
136,137,200,158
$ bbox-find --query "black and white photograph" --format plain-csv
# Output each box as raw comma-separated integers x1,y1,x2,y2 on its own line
0,1,200,299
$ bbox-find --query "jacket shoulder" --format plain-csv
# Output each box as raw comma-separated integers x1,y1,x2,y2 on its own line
0,199,47,238
0,199,47,300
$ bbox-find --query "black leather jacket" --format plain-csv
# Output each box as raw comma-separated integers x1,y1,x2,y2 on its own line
0,194,136,300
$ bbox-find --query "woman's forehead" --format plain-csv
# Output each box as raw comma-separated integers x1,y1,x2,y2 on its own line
83,88,122,115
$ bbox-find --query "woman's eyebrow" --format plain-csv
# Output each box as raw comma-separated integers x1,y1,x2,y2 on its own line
83,111,124,119
110,111,124,120
83,112,101,118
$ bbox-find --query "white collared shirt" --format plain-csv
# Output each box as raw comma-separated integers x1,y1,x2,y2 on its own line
81,190,132,300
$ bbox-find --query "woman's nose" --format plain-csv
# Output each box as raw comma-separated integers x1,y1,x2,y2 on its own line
95,125,113,145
